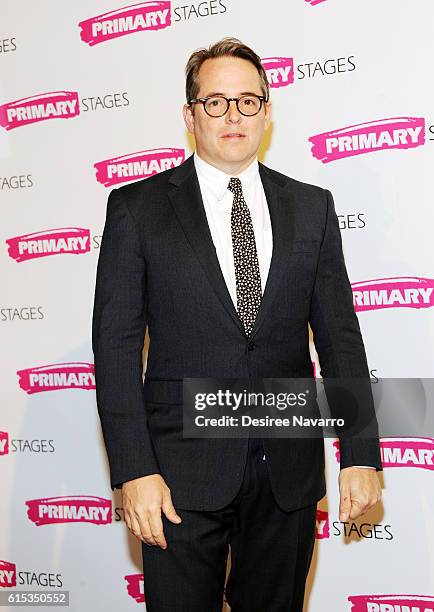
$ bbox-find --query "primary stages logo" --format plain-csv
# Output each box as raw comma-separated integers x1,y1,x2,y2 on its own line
79,1,171,45
310,117,425,163
95,147,185,186
0,559,64,589
79,1,228,44
261,55,355,88
334,438,434,471
0,431,55,455
352,277,434,312
17,362,95,394
348,594,434,612
316,509,393,540
262,57,294,88
0,92,79,131
6,228,90,262
26,496,112,526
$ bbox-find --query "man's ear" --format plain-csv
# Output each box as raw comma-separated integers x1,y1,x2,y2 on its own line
183,103,195,134
264,100,272,130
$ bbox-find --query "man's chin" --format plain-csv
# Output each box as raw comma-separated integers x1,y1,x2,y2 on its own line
217,148,252,164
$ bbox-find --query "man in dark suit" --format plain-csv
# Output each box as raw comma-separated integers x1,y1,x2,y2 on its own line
92,37,382,611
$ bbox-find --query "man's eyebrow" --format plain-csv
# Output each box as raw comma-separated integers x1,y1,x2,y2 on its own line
201,91,263,98
200,92,225,98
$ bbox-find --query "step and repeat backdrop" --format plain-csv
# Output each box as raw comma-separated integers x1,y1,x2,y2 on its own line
1,0,434,610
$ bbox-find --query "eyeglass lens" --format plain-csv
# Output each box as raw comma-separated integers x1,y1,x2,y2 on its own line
204,95,261,116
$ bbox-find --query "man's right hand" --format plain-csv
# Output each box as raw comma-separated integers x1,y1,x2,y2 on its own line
122,474,182,549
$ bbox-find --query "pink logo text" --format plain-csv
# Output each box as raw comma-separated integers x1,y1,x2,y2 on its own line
26,496,112,526
310,117,425,163
334,438,434,471
17,362,95,394
352,277,434,312
349,594,434,612
79,1,171,46
95,147,184,186
0,92,79,131
261,57,294,88
6,228,90,263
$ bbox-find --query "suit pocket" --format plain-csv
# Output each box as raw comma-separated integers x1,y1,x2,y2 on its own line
143,378,184,405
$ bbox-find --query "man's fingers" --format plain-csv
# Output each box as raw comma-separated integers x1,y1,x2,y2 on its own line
349,490,381,519
339,485,352,522
162,494,182,524
126,511,155,546
339,468,383,522
135,510,159,546
348,496,368,520
121,477,182,547
148,510,168,549
340,488,372,521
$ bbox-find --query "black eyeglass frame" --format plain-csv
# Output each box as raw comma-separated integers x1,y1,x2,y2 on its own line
188,94,268,117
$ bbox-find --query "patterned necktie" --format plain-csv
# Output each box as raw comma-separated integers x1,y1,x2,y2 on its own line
228,177,262,337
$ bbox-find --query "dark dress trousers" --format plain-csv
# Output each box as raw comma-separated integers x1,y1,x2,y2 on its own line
91,153,383,514
140,436,319,612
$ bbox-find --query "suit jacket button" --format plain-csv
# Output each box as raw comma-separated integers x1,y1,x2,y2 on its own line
247,341,255,351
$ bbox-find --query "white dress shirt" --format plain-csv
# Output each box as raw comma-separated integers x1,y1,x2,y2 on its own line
193,151,374,470
194,151,272,307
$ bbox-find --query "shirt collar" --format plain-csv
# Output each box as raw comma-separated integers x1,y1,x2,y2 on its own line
194,151,259,202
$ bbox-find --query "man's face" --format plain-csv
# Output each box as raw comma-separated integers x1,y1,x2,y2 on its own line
183,56,271,174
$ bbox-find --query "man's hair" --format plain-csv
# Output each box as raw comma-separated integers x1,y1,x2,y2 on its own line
185,37,270,105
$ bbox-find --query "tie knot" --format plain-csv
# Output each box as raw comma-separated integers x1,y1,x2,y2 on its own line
228,177,242,195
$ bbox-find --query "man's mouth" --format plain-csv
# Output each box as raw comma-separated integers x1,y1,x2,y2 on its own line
221,133,246,139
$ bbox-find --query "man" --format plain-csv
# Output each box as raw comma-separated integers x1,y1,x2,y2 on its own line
92,37,383,611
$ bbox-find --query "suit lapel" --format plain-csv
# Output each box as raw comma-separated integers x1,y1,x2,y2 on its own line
167,155,295,340
249,162,296,340
168,155,245,335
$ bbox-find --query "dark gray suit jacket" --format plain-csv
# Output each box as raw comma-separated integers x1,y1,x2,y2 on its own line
92,153,382,512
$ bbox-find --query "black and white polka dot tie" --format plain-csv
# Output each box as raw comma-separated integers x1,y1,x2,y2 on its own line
228,177,262,337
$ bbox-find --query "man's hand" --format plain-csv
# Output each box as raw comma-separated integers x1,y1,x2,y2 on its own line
122,474,182,549
338,467,382,522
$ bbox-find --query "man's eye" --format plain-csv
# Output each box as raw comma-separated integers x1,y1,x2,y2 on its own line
208,98,224,106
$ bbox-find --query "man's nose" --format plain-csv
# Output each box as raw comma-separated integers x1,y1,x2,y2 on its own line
226,99,242,122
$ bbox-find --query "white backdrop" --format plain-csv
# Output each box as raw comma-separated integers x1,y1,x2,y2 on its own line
1,1,434,610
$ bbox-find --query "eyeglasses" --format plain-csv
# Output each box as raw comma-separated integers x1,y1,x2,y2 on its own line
188,94,267,117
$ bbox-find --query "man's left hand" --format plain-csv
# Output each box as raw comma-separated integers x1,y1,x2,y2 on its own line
338,467,382,521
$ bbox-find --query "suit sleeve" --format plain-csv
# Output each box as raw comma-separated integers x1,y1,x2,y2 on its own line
92,187,160,490
309,188,383,471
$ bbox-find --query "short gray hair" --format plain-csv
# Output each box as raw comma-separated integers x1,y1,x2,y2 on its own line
185,37,269,104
